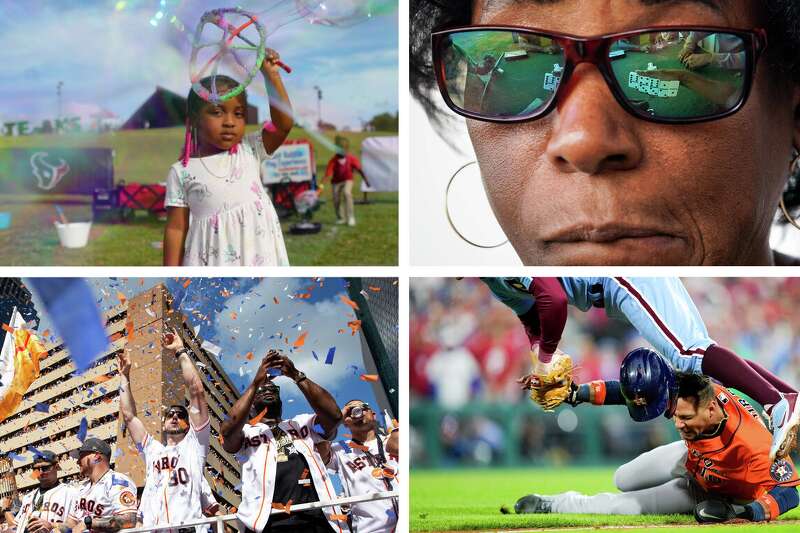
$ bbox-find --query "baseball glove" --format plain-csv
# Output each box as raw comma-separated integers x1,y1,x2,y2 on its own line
527,351,574,411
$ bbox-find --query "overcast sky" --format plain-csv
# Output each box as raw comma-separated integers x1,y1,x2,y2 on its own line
25,277,395,440
0,0,398,131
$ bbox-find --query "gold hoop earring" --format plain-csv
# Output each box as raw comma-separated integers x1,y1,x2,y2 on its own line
445,161,509,249
781,150,800,230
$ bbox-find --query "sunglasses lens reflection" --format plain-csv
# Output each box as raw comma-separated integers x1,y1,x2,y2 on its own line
609,31,747,120
439,30,565,118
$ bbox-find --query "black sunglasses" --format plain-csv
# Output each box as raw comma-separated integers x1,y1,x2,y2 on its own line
432,25,767,124
166,409,189,420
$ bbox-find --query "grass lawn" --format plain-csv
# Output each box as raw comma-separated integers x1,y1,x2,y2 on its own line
411,467,800,532
0,126,397,265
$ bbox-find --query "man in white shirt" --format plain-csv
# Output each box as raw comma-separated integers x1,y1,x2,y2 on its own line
59,438,138,533
319,401,399,533
7,451,78,533
221,351,346,532
118,327,210,533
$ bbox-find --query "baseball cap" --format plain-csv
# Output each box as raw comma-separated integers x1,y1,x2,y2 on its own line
32,450,58,467
70,438,111,459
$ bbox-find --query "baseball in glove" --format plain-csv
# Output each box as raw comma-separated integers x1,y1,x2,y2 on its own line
520,349,574,412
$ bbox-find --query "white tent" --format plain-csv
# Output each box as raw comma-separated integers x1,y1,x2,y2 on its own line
360,136,398,192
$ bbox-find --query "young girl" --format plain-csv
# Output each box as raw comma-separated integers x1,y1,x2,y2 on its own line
163,49,292,266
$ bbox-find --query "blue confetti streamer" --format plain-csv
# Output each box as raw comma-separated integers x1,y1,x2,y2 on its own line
34,402,49,413
324,347,336,365
77,417,88,442
312,351,319,361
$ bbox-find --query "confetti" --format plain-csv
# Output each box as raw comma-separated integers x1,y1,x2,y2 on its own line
273,297,279,304
1,324,13,334
360,374,379,382
369,286,382,292
91,374,112,384
117,292,127,305
34,402,49,413
339,295,360,310
249,406,268,425
324,347,336,365
348,320,362,335
183,279,192,288
77,417,88,442
293,332,308,348
245,352,254,361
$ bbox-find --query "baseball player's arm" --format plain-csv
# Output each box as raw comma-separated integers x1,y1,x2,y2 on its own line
163,328,209,428
117,351,148,444
55,516,79,533
565,381,626,407
265,352,343,438
78,512,138,533
221,354,274,453
386,427,399,458
525,277,568,358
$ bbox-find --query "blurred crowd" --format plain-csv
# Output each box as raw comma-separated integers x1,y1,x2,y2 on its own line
410,277,800,467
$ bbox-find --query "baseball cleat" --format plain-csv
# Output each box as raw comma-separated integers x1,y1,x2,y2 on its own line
769,393,800,461
514,494,553,514
694,500,747,523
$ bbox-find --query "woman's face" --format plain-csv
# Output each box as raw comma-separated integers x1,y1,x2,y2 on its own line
467,0,798,265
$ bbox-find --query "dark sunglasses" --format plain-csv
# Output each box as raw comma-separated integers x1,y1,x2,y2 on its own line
166,409,189,420
32,464,55,472
432,25,767,124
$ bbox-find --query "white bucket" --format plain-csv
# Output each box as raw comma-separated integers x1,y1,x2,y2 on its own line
54,222,92,248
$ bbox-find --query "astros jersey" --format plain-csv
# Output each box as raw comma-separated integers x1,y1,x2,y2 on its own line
139,419,211,533
685,384,800,501
235,413,348,533
328,436,399,533
15,483,78,526
68,469,137,522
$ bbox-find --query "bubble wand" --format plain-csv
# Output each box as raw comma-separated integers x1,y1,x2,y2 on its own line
190,7,291,104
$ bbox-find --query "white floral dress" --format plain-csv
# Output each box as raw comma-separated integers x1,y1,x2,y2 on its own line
165,132,289,266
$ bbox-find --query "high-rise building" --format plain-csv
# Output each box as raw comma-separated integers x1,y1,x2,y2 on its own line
0,283,242,510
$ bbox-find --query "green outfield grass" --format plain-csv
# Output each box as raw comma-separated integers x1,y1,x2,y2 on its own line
0,126,397,265
411,468,800,532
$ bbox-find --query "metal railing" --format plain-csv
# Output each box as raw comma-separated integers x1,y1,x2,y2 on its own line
119,491,399,533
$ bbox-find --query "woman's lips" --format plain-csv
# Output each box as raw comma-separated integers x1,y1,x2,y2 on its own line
539,224,689,264
543,224,681,244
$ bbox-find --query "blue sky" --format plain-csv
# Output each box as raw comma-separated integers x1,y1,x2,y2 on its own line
0,0,398,131
24,277,395,440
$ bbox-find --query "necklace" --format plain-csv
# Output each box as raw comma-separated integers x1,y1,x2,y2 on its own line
198,151,233,179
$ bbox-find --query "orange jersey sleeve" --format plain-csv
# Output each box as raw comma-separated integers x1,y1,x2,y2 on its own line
685,384,800,502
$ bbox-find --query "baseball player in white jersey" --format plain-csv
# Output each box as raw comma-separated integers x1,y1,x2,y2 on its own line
118,328,210,533
58,438,138,533
319,400,399,533
221,351,348,533
7,451,78,533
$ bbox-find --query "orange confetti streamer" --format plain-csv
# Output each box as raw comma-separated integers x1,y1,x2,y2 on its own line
245,352,254,361
42,329,50,338
360,374,379,382
183,279,192,288
91,374,112,384
339,295,360,310
369,286,382,292
117,292,127,305
293,332,308,348
125,320,134,341
348,320,362,335
1,324,14,334
231,312,238,320
249,406,268,425
329,514,348,522
273,296,280,304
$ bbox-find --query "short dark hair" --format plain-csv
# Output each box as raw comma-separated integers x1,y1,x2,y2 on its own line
675,372,715,409
409,0,800,210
